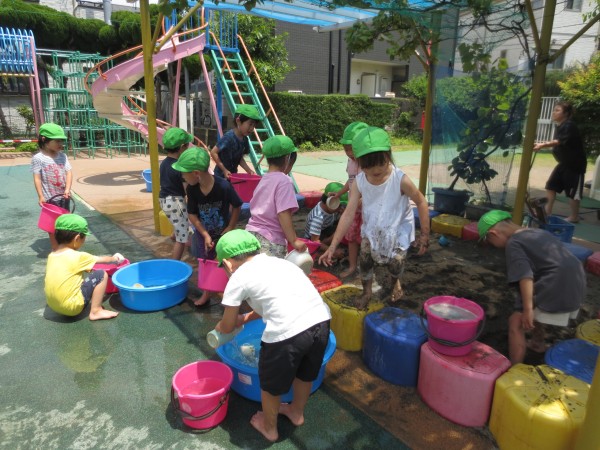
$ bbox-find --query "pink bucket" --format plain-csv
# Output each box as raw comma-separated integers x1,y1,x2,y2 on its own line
38,203,69,233
92,259,130,294
171,360,233,430
198,259,229,292
421,296,485,356
230,173,261,202
287,238,321,260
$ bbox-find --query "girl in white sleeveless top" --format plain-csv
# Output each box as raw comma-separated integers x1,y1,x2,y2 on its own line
319,127,430,309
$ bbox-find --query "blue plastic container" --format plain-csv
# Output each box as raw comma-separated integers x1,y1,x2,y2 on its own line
216,319,336,402
363,307,428,386
413,207,440,229
530,215,575,243
563,242,594,262
142,169,152,192
112,259,192,311
240,202,251,221
545,338,599,384
295,193,305,209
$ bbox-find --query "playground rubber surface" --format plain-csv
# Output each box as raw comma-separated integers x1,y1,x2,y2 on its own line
1,151,598,449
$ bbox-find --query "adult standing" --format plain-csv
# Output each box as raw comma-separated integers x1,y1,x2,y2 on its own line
533,101,587,223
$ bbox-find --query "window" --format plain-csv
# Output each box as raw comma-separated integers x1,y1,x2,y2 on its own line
548,49,565,70
500,50,508,60
531,0,543,9
565,0,582,11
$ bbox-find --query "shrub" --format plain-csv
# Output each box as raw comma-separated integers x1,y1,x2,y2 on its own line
16,142,38,153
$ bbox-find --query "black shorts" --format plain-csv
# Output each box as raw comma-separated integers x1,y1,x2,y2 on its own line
545,165,585,200
258,320,330,397
80,269,106,306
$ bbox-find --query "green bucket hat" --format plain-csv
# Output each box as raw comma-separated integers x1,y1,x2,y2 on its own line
478,210,512,239
216,229,261,266
261,135,296,159
352,127,391,159
235,104,262,121
39,123,67,140
171,147,210,172
54,213,90,236
339,121,368,145
162,127,193,150
323,181,348,205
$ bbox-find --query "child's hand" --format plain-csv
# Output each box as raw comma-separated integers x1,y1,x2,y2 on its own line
112,253,125,264
291,238,307,253
415,233,429,256
223,169,232,180
319,248,335,267
204,237,214,252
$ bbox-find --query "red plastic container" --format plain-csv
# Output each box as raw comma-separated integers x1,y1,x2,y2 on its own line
461,222,479,241
287,238,321,260
300,191,323,209
92,259,130,294
308,269,342,293
585,251,600,276
422,296,485,356
171,360,233,430
230,173,261,202
198,259,229,293
38,203,69,233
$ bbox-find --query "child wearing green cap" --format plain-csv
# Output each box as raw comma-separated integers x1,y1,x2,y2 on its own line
303,182,344,257
214,229,331,442
246,135,307,257
159,127,194,260
31,123,73,251
477,210,585,364
320,127,430,309
210,104,261,180
329,121,369,278
172,147,243,307
45,214,123,321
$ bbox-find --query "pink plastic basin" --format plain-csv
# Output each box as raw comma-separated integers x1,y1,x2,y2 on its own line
230,173,261,202
287,238,321,259
198,259,229,293
92,259,130,294
38,203,69,233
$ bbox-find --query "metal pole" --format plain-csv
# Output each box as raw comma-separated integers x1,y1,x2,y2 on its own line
140,0,160,233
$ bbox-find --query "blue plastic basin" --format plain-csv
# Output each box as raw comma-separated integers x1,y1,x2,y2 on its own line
112,259,192,311
216,319,336,402
142,169,152,192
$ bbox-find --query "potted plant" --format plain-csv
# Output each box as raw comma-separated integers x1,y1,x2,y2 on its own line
432,61,528,216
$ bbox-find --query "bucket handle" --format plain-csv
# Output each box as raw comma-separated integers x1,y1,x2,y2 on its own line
170,386,229,422
419,307,486,348
45,194,76,213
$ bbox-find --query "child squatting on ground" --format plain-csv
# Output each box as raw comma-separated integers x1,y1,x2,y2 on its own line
477,210,586,365
329,121,369,278
214,229,331,442
319,127,430,309
172,147,242,307
44,214,123,321
210,104,262,180
245,135,307,257
303,182,345,259
159,127,193,260
31,123,73,251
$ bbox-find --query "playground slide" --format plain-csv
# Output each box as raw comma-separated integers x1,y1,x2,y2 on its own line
91,34,206,144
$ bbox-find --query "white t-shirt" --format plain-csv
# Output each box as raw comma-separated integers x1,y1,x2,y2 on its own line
221,254,331,343
356,166,415,261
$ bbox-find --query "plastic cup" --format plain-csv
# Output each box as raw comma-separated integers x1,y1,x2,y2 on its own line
207,327,243,349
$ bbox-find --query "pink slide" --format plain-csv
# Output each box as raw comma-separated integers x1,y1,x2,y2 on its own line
91,34,206,144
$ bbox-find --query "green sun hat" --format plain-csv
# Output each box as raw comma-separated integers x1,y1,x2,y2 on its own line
339,121,369,145
235,104,262,121
171,147,210,172
39,123,67,140
478,210,512,239
324,181,348,206
162,127,193,150
261,135,296,159
352,127,391,159
54,214,90,236
216,229,261,266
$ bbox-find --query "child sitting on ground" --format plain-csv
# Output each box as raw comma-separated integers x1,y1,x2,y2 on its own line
159,127,193,260
31,123,73,251
304,182,345,259
477,210,586,364
214,229,331,442
245,135,306,257
44,214,122,321
210,104,261,180
172,147,243,307
319,127,430,309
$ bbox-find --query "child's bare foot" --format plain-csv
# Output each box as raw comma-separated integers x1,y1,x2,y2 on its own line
89,308,119,321
279,403,304,426
340,267,358,279
250,411,278,442
355,293,371,310
390,281,404,303
193,292,211,307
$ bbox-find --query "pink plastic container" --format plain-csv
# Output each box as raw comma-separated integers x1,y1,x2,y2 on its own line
418,341,511,427
38,203,69,233
198,259,229,292
92,259,130,294
230,173,261,202
287,238,321,259
422,296,485,356
171,360,233,430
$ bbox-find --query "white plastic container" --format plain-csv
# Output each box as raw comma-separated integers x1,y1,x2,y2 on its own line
207,326,243,349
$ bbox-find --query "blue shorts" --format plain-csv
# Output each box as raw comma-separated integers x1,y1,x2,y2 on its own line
80,269,106,306
258,320,330,396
